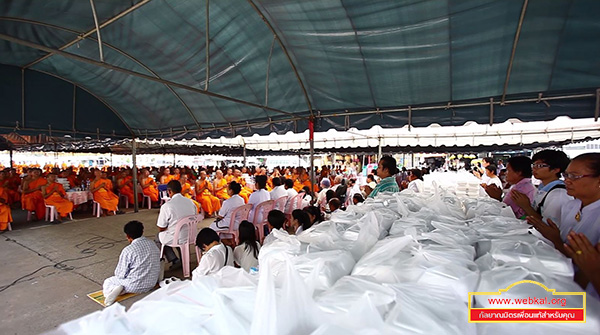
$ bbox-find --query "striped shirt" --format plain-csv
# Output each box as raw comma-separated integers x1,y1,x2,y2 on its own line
368,176,400,198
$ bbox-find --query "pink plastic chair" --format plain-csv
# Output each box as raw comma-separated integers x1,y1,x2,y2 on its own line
252,200,274,243
284,193,305,222
216,204,252,246
159,214,203,278
118,193,129,209
273,195,288,212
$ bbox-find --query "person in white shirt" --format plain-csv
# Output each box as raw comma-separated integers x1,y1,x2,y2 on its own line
482,164,503,189
248,175,271,223
284,178,299,210
156,180,197,269
263,209,287,245
290,209,312,235
316,178,331,209
103,220,161,306
270,177,287,201
210,181,245,232
233,220,260,272
406,169,424,193
192,228,234,277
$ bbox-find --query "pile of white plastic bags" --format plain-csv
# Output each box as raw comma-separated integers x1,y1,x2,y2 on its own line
50,177,600,335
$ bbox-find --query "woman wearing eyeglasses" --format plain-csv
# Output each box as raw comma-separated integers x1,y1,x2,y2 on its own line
528,153,600,255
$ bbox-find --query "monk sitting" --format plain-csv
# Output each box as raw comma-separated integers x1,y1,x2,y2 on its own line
0,182,13,231
43,173,74,222
159,168,174,185
195,170,221,217
141,169,159,204
22,168,47,221
234,169,252,203
117,170,137,205
90,169,119,215
213,170,229,201
6,168,22,207
180,174,201,213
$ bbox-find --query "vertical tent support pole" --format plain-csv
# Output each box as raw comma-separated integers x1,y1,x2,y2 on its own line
205,0,210,90
9,148,13,169
309,117,315,202
21,69,25,127
489,98,494,126
378,137,382,161
595,88,599,122
132,138,139,213
243,142,247,166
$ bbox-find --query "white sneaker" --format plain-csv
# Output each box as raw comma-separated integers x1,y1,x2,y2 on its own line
104,285,124,306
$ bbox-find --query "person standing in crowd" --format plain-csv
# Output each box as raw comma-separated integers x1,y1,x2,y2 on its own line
156,180,197,270
103,221,160,306
512,150,571,221
484,156,535,219
369,156,400,198
90,169,119,215
42,173,74,222
193,228,234,277
233,221,260,272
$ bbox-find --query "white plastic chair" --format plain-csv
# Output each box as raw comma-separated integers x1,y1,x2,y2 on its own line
138,184,152,209
92,201,116,217
159,214,203,278
216,204,252,246
118,193,129,209
45,204,73,222
159,190,170,206
252,200,274,243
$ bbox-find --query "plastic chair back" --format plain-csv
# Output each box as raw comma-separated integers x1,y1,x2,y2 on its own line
217,204,252,245
252,200,274,242
161,214,202,278
286,193,304,214
273,196,288,212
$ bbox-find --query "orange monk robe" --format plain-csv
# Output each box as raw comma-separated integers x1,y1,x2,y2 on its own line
0,187,13,230
67,175,79,188
181,182,202,214
225,175,234,184
159,175,175,185
213,178,230,200
22,177,47,220
142,177,159,202
195,179,221,216
6,176,21,205
118,176,137,205
44,182,74,218
266,177,273,191
236,177,252,203
92,179,119,211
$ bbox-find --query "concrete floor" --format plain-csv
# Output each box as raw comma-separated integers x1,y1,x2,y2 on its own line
0,207,213,335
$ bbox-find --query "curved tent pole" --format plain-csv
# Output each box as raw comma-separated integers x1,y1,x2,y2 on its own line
88,0,104,62
247,0,314,118
29,68,135,136
0,33,299,121
0,16,201,130
23,0,152,69
501,0,529,105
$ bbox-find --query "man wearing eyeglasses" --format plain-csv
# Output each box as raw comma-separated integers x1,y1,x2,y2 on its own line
511,150,572,223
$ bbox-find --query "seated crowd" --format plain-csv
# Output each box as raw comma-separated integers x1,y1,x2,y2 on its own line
3,151,599,305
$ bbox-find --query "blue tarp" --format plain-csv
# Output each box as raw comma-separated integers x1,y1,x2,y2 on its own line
0,0,599,139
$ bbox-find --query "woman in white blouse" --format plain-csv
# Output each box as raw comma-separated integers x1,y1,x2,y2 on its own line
233,221,260,272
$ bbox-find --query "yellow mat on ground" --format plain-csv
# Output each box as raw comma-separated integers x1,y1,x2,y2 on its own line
87,290,139,307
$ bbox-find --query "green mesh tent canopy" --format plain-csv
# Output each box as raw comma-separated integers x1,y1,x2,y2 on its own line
1,0,599,139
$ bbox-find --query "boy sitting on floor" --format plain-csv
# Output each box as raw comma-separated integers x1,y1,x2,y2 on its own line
103,220,161,306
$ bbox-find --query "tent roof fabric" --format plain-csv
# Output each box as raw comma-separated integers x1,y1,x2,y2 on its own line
1,0,599,139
